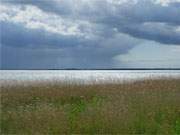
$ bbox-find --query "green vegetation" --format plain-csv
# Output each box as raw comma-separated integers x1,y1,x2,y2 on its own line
1,79,180,134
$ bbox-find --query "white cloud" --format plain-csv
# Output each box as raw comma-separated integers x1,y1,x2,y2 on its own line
0,4,94,38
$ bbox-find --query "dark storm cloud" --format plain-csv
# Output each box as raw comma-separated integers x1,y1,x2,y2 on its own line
1,22,136,69
118,22,180,45
1,20,137,69
112,1,180,45
1,21,86,48
1,38,135,69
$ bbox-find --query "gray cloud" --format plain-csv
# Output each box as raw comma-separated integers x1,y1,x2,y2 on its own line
1,21,87,48
118,22,180,45
2,0,180,45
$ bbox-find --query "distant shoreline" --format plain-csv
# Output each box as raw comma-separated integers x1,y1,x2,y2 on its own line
0,68,180,71
1,68,180,70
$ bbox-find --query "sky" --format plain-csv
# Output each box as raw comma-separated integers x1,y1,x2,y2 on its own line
0,0,180,69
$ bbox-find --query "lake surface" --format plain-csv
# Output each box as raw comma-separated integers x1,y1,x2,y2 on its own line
1,70,180,85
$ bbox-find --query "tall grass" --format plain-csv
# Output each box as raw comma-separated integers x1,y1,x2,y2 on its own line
1,79,180,134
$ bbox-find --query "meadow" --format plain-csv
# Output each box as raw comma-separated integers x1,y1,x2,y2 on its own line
1,79,180,134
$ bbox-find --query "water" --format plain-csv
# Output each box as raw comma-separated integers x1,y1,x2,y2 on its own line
1,70,180,85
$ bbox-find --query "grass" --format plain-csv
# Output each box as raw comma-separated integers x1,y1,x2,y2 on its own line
1,79,180,134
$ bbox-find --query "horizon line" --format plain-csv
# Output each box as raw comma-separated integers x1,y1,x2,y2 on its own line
1,68,180,70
